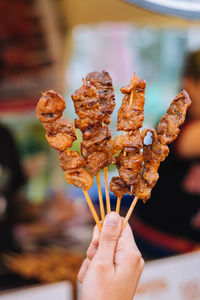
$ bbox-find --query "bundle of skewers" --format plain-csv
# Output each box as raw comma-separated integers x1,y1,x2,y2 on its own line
36,71,191,231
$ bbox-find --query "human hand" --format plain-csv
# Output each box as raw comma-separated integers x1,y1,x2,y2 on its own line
78,212,144,300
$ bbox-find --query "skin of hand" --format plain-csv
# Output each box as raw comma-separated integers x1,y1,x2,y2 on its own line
78,212,144,300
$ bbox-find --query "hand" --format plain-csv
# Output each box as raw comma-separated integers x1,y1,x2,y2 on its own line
78,212,144,300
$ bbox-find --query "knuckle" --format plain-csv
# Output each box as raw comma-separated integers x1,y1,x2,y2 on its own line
129,250,143,267
102,232,118,243
86,247,93,259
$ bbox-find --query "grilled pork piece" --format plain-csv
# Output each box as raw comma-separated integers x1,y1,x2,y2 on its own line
86,70,115,124
71,71,115,175
110,176,131,198
134,90,191,202
36,90,93,191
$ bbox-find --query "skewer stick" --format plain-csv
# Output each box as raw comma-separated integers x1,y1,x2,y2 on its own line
129,89,134,108
82,190,102,231
96,173,105,222
104,167,111,213
122,196,138,229
129,72,138,107
116,197,122,214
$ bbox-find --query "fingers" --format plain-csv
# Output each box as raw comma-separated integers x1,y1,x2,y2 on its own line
94,212,122,264
78,257,90,283
78,225,100,283
119,222,138,251
87,225,100,260
115,222,144,273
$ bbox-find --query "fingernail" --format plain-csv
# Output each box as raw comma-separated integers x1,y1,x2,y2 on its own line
104,212,119,227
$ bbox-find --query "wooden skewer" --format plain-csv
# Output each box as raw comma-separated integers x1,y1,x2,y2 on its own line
129,72,137,107
104,167,111,213
116,197,122,214
82,190,102,231
96,173,105,222
129,89,134,108
122,196,138,229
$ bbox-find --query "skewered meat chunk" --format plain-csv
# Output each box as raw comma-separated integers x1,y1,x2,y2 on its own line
134,89,191,202
133,180,152,203
110,176,131,198
82,123,111,141
80,123,113,175
117,79,146,131
36,90,66,123
151,138,169,162
81,124,112,154
111,75,146,196
72,72,115,176
157,90,191,144
85,70,115,124
36,89,94,191
71,82,103,124
44,118,76,136
133,91,191,203
133,130,163,202
64,168,93,190
44,118,76,151
117,151,143,187
46,133,75,151
59,151,87,171
74,118,91,132
86,151,112,176
113,130,143,153
142,145,160,187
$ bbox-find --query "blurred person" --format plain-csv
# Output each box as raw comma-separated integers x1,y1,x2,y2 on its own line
133,50,200,258
0,123,26,252
78,212,144,300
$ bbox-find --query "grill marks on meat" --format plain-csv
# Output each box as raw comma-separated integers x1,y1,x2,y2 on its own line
117,151,143,187
134,129,169,202
64,168,93,191
36,90,66,123
71,71,115,175
46,133,75,151
86,70,115,125
36,93,76,151
36,78,191,202
44,118,76,151
113,131,143,153
44,118,75,136
59,151,86,171
157,90,191,144
110,76,146,198
110,176,131,198
36,90,93,191
134,90,191,202
81,124,111,154
71,82,103,126
118,79,146,131
86,151,112,176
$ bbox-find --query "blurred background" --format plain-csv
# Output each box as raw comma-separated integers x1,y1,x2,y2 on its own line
0,0,200,299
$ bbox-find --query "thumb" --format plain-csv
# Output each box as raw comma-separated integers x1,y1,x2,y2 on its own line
94,212,122,264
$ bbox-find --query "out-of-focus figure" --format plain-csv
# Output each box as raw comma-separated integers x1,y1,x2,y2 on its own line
0,124,26,252
134,50,200,258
